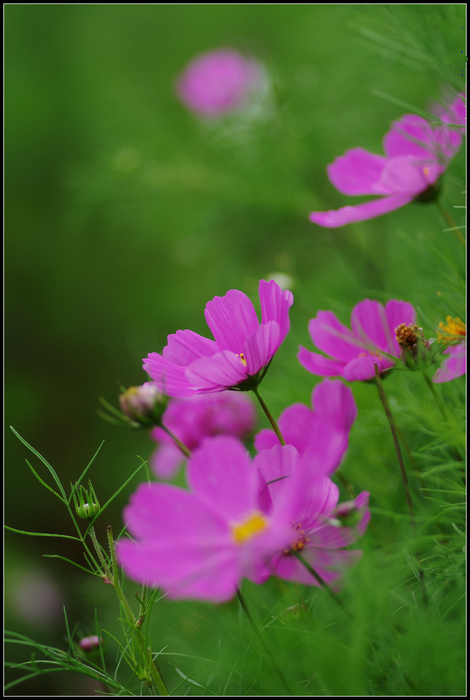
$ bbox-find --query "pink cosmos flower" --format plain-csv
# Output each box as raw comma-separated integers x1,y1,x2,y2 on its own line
253,444,370,587
117,436,295,602
433,343,466,383
144,279,294,397
254,378,357,474
310,94,466,228
150,391,256,479
176,48,262,117
298,299,416,381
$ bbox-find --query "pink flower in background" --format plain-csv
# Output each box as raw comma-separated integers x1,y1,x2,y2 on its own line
151,391,256,479
310,94,466,228
144,279,293,397
253,444,370,587
176,48,262,117
117,436,294,602
298,299,416,381
255,379,357,474
433,343,466,383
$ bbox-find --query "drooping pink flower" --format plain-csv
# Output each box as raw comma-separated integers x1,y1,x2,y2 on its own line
117,436,294,602
433,343,466,383
298,299,416,381
144,280,294,397
310,94,466,228
150,391,256,479
253,444,370,587
176,48,262,117
255,379,357,474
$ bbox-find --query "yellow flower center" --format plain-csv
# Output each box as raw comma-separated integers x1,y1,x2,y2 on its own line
437,317,466,344
231,511,267,544
358,350,383,359
423,166,430,178
236,352,247,366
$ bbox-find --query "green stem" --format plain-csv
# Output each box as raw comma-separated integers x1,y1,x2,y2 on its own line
435,200,466,246
160,424,192,458
236,588,291,694
374,366,427,607
252,387,285,446
374,365,416,533
421,368,448,421
89,525,114,582
107,526,169,696
292,551,351,618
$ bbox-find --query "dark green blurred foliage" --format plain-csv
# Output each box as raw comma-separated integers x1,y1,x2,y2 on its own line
6,4,465,695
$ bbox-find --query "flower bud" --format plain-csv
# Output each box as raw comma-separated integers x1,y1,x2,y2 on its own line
118,383,167,427
395,323,432,370
78,635,102,652
72,481,100,520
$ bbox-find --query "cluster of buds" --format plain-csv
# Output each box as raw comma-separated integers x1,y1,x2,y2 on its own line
99,383,168,429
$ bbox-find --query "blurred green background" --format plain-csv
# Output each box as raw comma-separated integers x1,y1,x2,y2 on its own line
6,4,465,695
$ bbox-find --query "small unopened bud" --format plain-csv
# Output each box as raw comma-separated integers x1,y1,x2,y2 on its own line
333,500,363,529
119,383,167,427
78,635,103,652
72,481,100,520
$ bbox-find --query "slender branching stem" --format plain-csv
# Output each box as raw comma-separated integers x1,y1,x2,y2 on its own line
292,551,352,618
435,200,466,246
236,588,291,694
252,387,285,446
160,424,192,458
421,368,448,421
374,366,427,606
106,526,169,696
374,365,416,532
89,525,114,582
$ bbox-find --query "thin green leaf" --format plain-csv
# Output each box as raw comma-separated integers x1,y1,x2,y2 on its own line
42,554,96,575
10,426,67,500
24,459,65,503
68,441,105,505
5,525,80,541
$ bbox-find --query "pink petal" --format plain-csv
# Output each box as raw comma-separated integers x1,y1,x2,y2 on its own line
259,279,294,345
204,289,259,352
297,346,347,377
384,299,416,354
143,353,194,397
188,436,258,520
308,311,364,361
186,350,247,391
243,320,280,375
311,379,357,434
277,403,317,454
351,299,389,352
309,193,414,228
379,155,440,194
163,329,217,366
150,443,185,480
326,148,389,195
432,344,466,383
383,114,438,160
254,429,279,453
342,354,394,382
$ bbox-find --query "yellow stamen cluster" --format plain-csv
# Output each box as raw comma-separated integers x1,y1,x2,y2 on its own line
358,350,383,359
284,522,309,555
231,512,267,544
437,317,466,344
237,352,247,366
395,323,421,349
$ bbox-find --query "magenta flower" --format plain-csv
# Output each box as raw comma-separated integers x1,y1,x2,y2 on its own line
176,48,262,117
433,343,466,383
144,279,293,397
253,444,370,587
298,299,416,381
150,391,256,479
310,95,466,228
255,379,357,474
117,436,294,602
